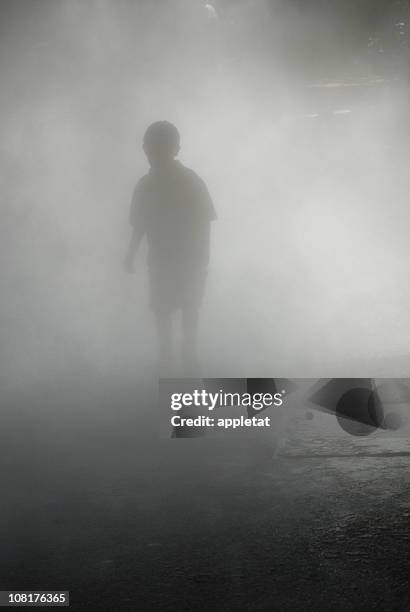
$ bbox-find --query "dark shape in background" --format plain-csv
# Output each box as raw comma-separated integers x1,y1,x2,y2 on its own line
308,378,383,435
307,378,410,435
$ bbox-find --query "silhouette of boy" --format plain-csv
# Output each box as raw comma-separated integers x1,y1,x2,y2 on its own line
124,121,216,375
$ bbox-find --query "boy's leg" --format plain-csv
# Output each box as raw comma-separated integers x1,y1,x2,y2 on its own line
155,312,174,375
181,307,200,376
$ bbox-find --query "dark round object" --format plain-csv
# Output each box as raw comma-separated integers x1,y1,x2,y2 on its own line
336,388,383,436
305,411,314,420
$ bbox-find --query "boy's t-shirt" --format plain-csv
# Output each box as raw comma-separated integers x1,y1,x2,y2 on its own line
130,160,216,271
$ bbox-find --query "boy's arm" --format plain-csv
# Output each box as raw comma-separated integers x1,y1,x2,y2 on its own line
124,225,144,273
124,183,146,274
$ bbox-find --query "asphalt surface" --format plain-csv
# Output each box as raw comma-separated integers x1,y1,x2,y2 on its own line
2,378,410,611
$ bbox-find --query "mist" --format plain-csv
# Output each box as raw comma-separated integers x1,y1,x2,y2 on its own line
1,0,410,392
3,5,410,608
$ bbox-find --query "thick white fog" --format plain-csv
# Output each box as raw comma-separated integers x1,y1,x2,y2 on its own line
1,0,410,389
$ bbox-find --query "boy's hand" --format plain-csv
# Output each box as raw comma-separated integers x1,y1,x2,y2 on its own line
123,252,136,274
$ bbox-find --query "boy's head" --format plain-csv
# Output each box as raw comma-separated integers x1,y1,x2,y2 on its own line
143,121,180,167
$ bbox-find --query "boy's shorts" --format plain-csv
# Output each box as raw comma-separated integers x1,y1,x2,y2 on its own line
148,264,207,314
